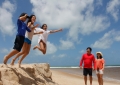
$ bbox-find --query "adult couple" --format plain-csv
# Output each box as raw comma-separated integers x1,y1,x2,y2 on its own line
80,47,105,85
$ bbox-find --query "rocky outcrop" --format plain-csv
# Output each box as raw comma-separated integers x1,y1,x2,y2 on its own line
0,64,58,85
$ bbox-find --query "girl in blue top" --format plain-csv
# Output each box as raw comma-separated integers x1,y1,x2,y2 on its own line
10,15,42,67
3,13,31,65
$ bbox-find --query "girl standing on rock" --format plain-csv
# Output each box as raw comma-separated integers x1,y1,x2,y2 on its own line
10,15,42,67
3,13,31,65
33,24,62,54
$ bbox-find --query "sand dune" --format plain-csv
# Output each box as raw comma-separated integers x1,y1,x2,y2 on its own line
0,64,58,85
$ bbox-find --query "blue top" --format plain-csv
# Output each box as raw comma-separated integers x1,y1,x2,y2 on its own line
17,19,31,37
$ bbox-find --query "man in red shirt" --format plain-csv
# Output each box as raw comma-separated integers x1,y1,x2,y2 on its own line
80,47,95,85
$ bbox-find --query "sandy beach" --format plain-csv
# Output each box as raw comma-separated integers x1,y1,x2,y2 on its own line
51,68,120,85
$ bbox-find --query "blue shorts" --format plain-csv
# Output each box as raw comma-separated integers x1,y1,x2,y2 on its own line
24,38,31,44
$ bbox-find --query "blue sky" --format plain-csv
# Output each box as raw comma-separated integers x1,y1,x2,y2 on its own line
0,0,120,66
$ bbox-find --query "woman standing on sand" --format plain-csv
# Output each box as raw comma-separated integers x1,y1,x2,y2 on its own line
95,52,105,85
10,15,42,67
3,13,31,65
33,24,62,54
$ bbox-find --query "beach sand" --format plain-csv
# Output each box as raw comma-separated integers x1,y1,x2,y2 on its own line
51,68,120,85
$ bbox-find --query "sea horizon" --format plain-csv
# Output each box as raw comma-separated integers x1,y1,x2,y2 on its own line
50,65,120,68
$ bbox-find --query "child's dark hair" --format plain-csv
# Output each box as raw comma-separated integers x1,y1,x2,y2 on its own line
27,15,36,24
19,13,29,18
97,55,103,59
41,24,47,29
19,13,27,17
86,47,92,52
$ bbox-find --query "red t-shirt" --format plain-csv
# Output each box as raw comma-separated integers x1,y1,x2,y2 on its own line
80,53,95,68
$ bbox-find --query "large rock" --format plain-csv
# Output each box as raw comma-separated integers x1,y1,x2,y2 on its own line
0,64,59,85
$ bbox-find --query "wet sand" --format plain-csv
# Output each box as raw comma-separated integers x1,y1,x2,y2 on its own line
51,67,120,85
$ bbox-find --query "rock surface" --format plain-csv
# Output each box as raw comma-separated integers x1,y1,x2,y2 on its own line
0,64,58,85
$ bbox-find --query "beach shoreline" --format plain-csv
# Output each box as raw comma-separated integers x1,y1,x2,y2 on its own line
51,67,120,85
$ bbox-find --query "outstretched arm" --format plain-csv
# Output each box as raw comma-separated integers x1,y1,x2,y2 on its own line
31,24,39,30
34,31,43,35
50,28,62,33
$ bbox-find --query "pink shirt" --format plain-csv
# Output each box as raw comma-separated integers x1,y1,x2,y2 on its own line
95,58,105,70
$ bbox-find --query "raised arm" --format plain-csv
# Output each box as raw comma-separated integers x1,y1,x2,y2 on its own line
50,28,62,33
19,14,28,21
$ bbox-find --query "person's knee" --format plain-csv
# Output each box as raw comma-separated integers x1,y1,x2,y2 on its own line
26,51,30,55
24,53,28,56
89,76,92,79
99,76,103,79
20,51,25,55
43,51,46,54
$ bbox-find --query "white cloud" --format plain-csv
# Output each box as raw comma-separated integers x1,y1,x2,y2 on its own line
30,0,110,42
115,36,120,41
96,0,103,6
91,29,120,49
79,50,85,54
0,48,9,54
106,0,120,21
47,41,57,54
58,54,66,58
59,39,74,50
0,0,16,35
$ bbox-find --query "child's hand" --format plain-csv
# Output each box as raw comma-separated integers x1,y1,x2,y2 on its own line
80,66,82,69
39,31,43,34
35,24,39,27
59,28,62,31
102,68,104,71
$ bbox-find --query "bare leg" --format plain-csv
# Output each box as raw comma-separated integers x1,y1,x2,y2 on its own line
3,49,19,64
10,43,27,65
89,76,92,85
97,74,100,85
10,52,24,65
18,44,31,67
43,43,46,54
100,74,103,85
84,76,87,85
33,40,46,54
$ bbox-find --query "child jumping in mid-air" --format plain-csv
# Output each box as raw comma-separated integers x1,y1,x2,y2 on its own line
33,24,62,54
3,13,31,65
10,15,42,67
95,52,105,85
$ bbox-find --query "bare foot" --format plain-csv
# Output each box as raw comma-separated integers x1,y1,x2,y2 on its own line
18,61,21,68
33,45,38,50
3,55,8,65
10,59,15,66
18,64,21,68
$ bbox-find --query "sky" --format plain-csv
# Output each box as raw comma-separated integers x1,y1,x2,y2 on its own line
0,0,120,67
